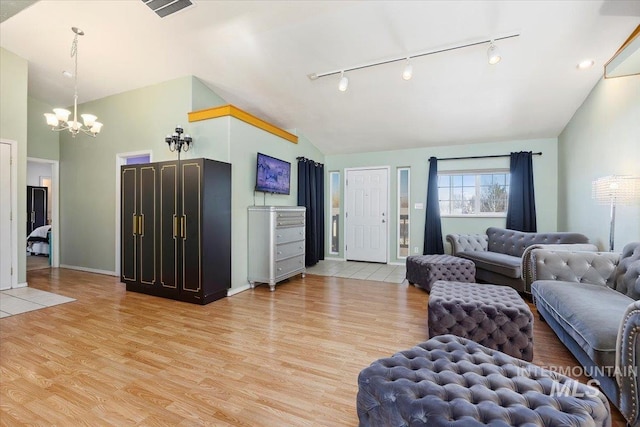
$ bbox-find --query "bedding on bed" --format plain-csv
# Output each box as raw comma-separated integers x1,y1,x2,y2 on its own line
27,225,51,243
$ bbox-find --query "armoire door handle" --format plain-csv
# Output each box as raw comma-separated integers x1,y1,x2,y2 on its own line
181,216,186,238
133,214,138,235
139,215,144,236
173,215,178,239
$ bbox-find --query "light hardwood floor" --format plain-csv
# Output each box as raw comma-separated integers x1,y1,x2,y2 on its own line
0,269,625,426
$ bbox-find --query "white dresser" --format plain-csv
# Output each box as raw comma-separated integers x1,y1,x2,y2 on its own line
247,206,306,291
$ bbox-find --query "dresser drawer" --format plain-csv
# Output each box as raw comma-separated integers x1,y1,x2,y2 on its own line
275,211,305,228
275,241,305,261
275,226,305,244
275,255,305,279
276,218,305,228
277,211,305,220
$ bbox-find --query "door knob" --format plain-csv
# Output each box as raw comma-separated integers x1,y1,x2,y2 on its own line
382,219,386,223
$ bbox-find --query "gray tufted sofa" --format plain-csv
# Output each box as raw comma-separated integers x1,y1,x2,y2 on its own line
531,242,640,427
446,227,595,293
357,334,612,427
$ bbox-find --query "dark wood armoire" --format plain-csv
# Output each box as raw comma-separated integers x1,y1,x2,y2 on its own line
120,158,231,304
27,185,48,234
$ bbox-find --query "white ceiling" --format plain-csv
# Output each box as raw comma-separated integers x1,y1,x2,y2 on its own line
1,0,638,154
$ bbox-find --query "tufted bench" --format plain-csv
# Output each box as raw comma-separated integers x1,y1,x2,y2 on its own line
357,335,612,427
428,280,534,361
405,254,475,292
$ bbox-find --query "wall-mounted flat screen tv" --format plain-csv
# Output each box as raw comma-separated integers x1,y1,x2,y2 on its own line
255,152,291,195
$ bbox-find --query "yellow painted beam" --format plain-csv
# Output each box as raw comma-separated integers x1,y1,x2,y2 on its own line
188,104,298,144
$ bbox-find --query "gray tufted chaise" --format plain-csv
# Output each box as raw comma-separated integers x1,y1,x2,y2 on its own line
446,227,595,293
531,242,640,427
357,335,611,427
428,281,534,361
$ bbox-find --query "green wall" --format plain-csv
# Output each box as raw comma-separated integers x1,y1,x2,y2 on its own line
27,96,59,160
191,77,226,111
57,74,324,291
59,76,195,271
558,76,640,250
0,48,28,285
326,138,558,262
190,116,324,290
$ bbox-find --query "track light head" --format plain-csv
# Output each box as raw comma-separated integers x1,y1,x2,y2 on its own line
402,59,413,80
338,71,349,92
487,41,501,65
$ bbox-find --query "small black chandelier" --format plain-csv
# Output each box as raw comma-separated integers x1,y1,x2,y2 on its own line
165,125,192,159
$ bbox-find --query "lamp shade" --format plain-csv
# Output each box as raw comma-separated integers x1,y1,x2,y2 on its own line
81,114,97,127
90,122,103,134
53,108,71,122
592,175,640,205
44,113,59,127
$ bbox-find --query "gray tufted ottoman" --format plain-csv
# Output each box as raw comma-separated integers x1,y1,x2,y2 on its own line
428,281,534,361
405,255,475,292
357,335,611,427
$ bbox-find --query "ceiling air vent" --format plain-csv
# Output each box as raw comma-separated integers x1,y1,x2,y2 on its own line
142,0,194,18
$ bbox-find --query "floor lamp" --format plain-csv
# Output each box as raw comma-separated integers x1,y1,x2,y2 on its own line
592,175,640,251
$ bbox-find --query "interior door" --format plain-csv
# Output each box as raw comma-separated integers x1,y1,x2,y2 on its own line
345,168,388,263
0,142,12,290
26,186,47,234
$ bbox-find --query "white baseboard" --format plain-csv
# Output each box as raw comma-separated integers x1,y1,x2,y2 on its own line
388,261,405,266
2,282,28,290
324,256,346,261
60,265,118,276
227,284,251,296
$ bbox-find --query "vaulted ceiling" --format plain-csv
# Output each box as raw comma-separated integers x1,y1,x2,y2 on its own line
1,1,638,154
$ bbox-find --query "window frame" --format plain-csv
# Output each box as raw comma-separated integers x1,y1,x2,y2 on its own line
397,167,410,259
328,170,341,255
438,169,510,218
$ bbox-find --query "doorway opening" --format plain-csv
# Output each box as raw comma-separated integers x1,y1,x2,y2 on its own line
27,158,60,270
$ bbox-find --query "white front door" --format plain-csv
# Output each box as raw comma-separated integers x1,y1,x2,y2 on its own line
0,142,12,290
345,168,388,263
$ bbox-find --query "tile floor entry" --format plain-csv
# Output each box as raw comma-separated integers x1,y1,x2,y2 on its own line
0,287,75,318
305,259,407,284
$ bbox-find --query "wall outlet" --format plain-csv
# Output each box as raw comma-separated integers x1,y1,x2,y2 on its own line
414,247,420,253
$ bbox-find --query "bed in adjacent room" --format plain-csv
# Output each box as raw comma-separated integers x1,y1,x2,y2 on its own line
27,224,51,256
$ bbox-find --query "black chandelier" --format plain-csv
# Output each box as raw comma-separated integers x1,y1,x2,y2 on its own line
165,125,192,159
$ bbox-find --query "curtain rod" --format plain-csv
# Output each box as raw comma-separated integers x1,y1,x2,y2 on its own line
434,152,542,161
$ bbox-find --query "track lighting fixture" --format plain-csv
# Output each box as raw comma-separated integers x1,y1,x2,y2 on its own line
338,71,349,92
402,59,413,80
308,33,519,90
487,41,501,65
